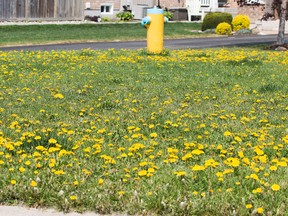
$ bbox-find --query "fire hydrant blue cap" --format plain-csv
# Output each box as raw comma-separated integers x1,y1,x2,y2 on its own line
147,6,164,14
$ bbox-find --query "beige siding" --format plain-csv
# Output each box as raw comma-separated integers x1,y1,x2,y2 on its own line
159,0,186,8
83,0,121,10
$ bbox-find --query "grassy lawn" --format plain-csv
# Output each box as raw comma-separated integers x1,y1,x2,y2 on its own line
0,47,287,215
0,22,202,46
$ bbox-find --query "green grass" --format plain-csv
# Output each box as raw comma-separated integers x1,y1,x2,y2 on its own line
0,22,202,46
0,47,287,215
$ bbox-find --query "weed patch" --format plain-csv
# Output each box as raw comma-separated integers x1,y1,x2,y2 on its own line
0,48,287,215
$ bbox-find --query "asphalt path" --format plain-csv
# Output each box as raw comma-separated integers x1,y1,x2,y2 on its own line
0,34,282,51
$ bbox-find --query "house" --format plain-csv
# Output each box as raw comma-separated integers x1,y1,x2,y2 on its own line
84,0,265,22
0,0,264,22
83,0,187,20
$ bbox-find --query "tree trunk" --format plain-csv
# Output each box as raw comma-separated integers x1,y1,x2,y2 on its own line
277,0,288,45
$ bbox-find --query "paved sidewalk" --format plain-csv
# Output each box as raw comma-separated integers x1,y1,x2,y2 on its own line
0,205,126,216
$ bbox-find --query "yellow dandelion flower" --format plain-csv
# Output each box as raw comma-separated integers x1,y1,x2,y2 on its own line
250,173,259,180
48,138,57,144
139,161,148,167
238,151,244,158
246,204,253,209
149,124,154,129
54,93,64,99
138,170,147,176
30,180,37,187
191,165,205,171
33,152,41,157
70,195,77,201
98,178,104,185
234,136,242,142
224,157,240,167
10,180,16,185
97,128,106,134
224,131,232,137
34,136,41,140
19,167,26,172
254,148,264,156
269,166,277,171
182,152,192,161
54,170,65,175
204,158,219,167
67,130,74,135
271,184,280,191
25,161,31,166
150,132,158,138
277,161,287,167
257,207,264,214
252,187,262,194
191,149,204,155
118,191,125,195
147,191,153,196
192,191,198,195
35,145,46,151
148,168,155,173
174,171,186,177
216,172,223,177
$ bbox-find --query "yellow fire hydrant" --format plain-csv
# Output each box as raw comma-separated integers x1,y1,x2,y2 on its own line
141,6,168,54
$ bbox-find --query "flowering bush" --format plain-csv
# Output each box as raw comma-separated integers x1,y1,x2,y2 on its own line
216,22,232,35
232,15,250,31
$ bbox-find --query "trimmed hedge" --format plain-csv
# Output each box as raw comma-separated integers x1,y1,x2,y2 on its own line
201,12,233,31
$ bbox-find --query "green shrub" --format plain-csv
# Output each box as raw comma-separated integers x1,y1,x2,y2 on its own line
101,17,110,22
201,12,233,31
216,22,232,35
232,15,250,31
164,11,174,20
116,11,134,21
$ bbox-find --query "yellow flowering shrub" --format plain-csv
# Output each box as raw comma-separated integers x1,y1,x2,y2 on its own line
232,15,250,31
216,22,232,35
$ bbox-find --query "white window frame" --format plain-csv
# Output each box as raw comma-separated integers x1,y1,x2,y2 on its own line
100,4,113,14
85,2,91,9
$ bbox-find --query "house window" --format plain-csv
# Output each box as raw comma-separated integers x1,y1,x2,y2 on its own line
101,4,113,14
85,2,91,9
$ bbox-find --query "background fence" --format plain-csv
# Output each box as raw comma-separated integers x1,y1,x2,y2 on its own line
0,0,83,21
